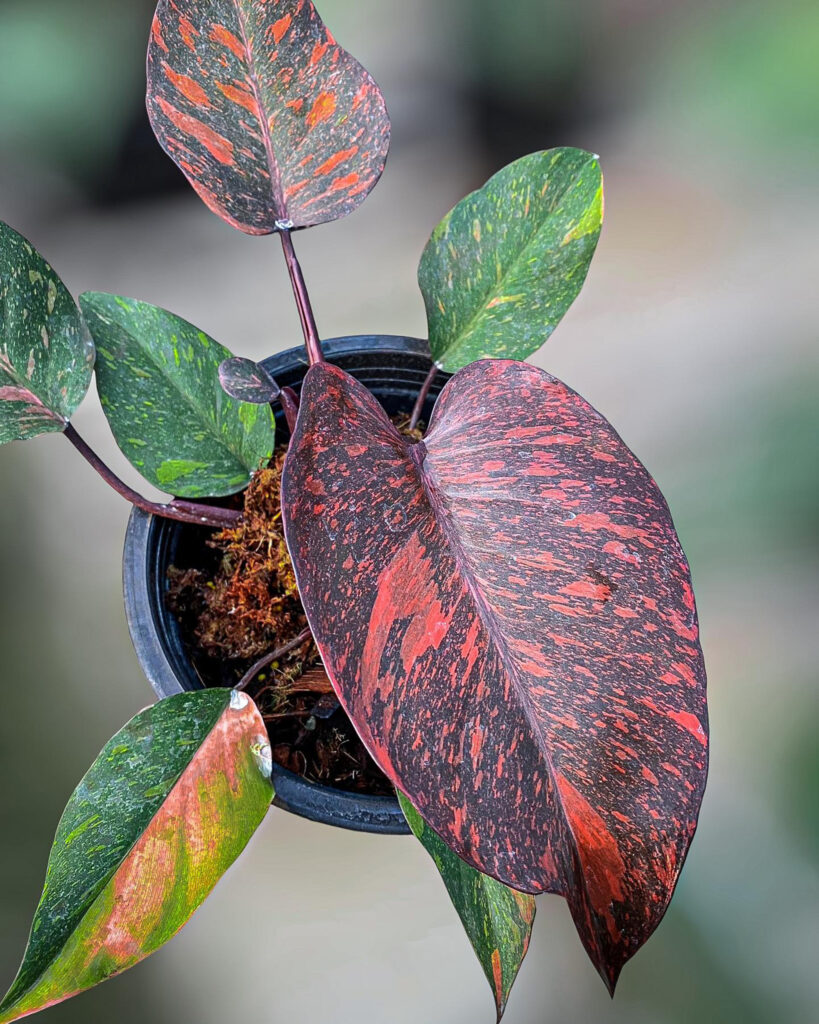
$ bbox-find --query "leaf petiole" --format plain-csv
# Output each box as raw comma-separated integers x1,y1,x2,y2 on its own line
278,228,324,367
63,424,241,529
409,364,439,433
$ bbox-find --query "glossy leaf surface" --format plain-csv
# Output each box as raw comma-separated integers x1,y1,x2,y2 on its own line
419,149,603,371
0,690,273,1023
399,793,535,1021
0,221,93,444
147,0,391,234
282,359,708,990
219,356,279,405
80,293,276,498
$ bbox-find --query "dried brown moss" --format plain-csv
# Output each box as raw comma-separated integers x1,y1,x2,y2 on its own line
168,449,309,663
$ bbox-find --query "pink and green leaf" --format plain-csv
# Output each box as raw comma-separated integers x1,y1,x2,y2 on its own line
0,690,273,1024
398,793,535,1021
281,359,708,991
147,0,391,234
0,220,94,445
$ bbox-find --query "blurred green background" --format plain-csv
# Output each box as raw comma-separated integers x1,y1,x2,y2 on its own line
0,1,817,1022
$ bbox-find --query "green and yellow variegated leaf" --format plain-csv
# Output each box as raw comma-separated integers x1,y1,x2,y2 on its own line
0,221,94,445
80,293,276,498
399,794,535,1022
0,690,273,1024
418,148,603,372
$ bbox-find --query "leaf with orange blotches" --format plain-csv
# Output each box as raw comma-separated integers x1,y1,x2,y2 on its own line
147,0,390,234
399,793,534,1021
0,690,273,1023
282,358,708,992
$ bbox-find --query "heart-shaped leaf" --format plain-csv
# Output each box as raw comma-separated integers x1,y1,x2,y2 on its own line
0,221,94,444
219,356,280,405
399,793,535,1021
80,293,276,498
419,149,603,372
147,0,391,234
0,689,273,1024
282,359,708,990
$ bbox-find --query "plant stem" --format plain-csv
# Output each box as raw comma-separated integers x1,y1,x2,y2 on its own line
234,627,313,693
278,229,324,366
409,364,439,432
63,424,242,529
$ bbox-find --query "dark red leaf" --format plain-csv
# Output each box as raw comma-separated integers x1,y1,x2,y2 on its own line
219,357,280,404
281,359,708,990
147,0,390,234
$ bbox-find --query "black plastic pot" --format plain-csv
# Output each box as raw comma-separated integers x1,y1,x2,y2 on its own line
123,335,449,835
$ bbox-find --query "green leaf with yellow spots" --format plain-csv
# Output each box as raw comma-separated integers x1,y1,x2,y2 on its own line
0,690,273,1024
399,793,535,1022
0,221,94,445
418,148,603,372
80,293,276,498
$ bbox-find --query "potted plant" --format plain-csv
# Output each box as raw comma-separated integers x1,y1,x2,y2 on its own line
0,1,708,1021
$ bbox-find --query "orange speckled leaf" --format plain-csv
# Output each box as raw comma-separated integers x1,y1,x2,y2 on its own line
0,690,273,1023
147,0,391,234
282,359,708,993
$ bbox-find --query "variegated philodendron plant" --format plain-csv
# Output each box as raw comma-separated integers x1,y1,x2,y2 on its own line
0,1,708,1021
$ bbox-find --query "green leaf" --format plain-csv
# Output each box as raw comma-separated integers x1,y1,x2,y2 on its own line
418,148,603,372
0,221,94,444
398,793,535,1021
79,293,276,498
0,690,273,1024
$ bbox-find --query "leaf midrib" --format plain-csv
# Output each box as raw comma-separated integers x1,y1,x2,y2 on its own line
410,436,601,921
232,0,286,220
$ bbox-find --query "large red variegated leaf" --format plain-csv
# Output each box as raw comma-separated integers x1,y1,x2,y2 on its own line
282,359,708,990
147,0,390,234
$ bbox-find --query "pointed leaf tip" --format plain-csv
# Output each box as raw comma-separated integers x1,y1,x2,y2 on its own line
147,0,391,234
418,148,603,371
0,220,93,445
219,357,280,405
399,793,535,1020
0,690,273,1023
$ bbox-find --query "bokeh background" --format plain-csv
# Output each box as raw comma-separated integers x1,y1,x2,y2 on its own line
1,1,817,1022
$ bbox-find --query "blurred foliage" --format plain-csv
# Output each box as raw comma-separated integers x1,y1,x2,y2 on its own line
455,0,587,103
0,1,151,180
647,0,819,159
779,703,819,863
667,371,819,566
